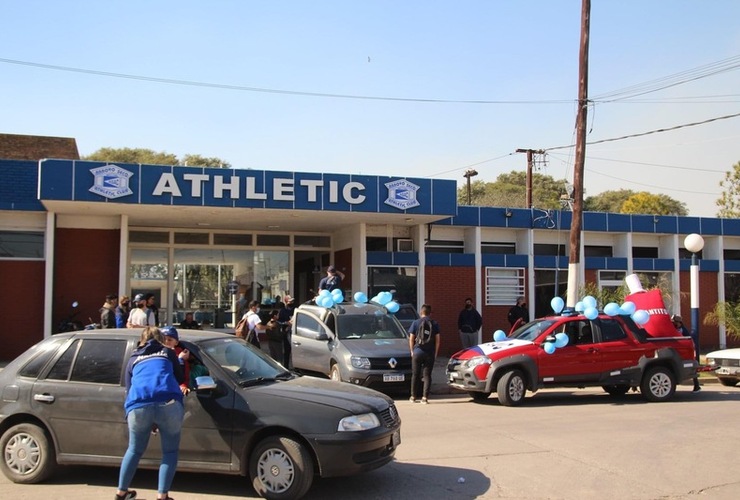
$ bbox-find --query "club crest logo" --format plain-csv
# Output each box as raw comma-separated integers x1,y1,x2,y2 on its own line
89,165,133,199
384,179,420,210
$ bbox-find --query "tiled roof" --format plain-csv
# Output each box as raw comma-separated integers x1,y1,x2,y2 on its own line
0,133,80,160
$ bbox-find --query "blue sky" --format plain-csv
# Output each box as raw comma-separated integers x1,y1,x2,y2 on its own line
1,1,739,216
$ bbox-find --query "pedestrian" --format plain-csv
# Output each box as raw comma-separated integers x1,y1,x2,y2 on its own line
100,293,118,329
243,299,266,349
235,293,248,322
115,326,185,500
672,314,701,392
127,294,149,328
161,326,191,396
507,296,529,331
116,295,131,328
178,312,200,330
264,309,284,362
457,297,483,349
144,293,159,326
278,295,296,367
408,304,440,404
318,265,344,292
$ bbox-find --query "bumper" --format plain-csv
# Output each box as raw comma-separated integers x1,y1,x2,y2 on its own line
446,360,488,392
346,370,412,389
308,425,401,477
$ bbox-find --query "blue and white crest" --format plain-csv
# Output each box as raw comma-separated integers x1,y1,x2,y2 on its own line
89,165,133,200
384,179,420,210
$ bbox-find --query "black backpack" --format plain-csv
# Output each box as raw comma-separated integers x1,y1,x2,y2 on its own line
415,318,434,346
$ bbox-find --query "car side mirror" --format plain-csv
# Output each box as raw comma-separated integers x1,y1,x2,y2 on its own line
194,375,217,392
543,335,556,344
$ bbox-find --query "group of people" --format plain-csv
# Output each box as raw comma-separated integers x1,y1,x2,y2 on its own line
99,293,203,331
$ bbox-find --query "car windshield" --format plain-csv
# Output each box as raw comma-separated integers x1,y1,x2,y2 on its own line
336,313,407,340
509,319,557,342
199,338,292,386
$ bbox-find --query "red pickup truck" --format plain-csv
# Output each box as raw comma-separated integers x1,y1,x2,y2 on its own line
446,312,698,406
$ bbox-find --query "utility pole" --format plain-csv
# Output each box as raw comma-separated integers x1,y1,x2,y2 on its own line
463,168,478,205
515,148,545,209
566,0,591,307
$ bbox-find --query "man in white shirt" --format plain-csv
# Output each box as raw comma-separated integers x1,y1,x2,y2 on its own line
243,300,266,348
127,294,149,328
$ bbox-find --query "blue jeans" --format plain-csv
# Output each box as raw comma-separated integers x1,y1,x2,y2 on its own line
118,400,184,494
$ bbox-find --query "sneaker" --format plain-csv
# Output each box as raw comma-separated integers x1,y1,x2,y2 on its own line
693,385,702,392
409,396,416,403
115,491,137,500
421,397,428,404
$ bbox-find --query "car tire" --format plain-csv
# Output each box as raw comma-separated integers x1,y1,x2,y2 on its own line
329,364,343,383
250,435,314,500
0,423,57,484
641,366,676,402
718,378,738,387
602,384,630,397
468,391,491,403
497,369,526,406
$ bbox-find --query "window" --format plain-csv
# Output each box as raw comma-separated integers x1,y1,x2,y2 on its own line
18,338,67,378
368,267,418,308
129,231,169,243
294,313,328,340
175,232,209,245
0,231,44,259
533,244,566,256
425,239,464,254
366,237,388,252
481,242,516,255
599,319,628,342
70,339,127,385
584,245,613,258
46,340,79,380
257,234,290,246
486,268,525,306
633,247,659,258
294,235,330,248
214,233,253,246
724,249,740,260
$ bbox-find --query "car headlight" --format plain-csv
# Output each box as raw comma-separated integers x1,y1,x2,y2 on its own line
706,357,716,366
350,356,371,369
338,412,381,432
463,356,493,369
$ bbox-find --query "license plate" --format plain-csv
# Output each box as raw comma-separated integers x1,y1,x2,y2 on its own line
383,373,404,382
392,430,401,448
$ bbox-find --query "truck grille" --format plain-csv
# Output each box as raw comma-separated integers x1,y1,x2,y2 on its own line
379,404,400,427
369,357,412,370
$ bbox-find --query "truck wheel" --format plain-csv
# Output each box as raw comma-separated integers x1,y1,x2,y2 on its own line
468,391,491,403
641,366,676,402
718,378,738,387
250,435,314,500
602,384,630,397
497,369,526,406
0,423,57,484
330,364,342,382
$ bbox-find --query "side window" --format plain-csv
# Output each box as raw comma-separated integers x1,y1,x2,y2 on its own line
18,338,67,378
46,339,80,380
70,339,127,385
295,313,328,340
599,319,628,342
573,321,593,345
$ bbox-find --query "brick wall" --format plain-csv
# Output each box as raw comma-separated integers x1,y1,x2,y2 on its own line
0,133,79,161
0,260,45,360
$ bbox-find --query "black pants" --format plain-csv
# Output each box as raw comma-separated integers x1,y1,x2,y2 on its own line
411,349,435,399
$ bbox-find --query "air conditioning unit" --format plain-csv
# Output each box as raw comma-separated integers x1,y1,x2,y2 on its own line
396,239,413,252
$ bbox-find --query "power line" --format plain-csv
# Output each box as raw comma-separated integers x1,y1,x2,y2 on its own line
548,151,725,173
586,168,719,196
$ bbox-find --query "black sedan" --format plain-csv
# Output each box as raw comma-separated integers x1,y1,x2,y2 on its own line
0,329,401,499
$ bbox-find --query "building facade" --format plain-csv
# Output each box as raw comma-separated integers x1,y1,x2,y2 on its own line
2,155,739,361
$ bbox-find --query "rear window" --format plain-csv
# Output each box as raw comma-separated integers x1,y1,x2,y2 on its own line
18,338,67,378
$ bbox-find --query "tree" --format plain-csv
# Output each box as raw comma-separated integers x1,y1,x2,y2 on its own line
716,161,740,218
584,189,636,212
83,147,230,168
704,302,740,341
621,192,688,216
457,170,568,209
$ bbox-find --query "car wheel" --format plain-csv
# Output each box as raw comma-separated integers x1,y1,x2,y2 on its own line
718,377,738,387
0,423,57,484
497,369,526,406
249,435,314,500
641,366,676,402
330,364,342,382
602,384,630,396
468,391,491,403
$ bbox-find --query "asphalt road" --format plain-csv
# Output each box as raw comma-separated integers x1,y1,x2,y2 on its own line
2,380,740,499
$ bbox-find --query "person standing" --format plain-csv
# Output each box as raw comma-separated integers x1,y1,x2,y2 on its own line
672,314,701,392
243,300,266,349
144,293,159,326
408,304,440,404
264,309,284,362
507,296,530,331
178,312,200,330
100,293,118,329
318,265,344,292
278,295,296,368
115,295,131,329
161,326,191,396
127,294,149,329
115,326,184,500
457,297,483,349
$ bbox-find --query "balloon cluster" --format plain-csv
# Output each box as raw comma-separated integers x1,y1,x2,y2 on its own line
551,295,650,324
543,332,570,354
316,288,346,308
318,290,400,314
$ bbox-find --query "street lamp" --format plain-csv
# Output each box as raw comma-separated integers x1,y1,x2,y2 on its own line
463,169,478,205
684,233,704,362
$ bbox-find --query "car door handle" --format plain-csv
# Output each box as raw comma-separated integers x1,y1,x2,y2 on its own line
34,394,55,403
587,347,598,353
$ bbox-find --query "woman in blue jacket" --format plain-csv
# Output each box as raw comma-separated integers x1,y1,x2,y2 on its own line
115,326,185,500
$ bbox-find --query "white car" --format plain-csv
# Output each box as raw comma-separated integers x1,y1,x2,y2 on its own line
706,348,740,387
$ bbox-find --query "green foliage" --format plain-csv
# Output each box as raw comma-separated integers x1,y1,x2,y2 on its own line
578,282,628,308
704,302,740,341
84,147,230,168
584,189,636,212
621,192,688,216
457,170,568,209
716,161,740,218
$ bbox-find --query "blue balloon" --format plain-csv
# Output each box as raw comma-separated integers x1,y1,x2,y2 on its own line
493,330,507,342
554,332,569,348
575,301,585,312
584,306,599,320
331,289,344,302
620,301,636,316
319,289,331,298
604,302,621,317
551,296,565,314
353,292,368,303
370,295,380,303
544,342,556,354
582,295,597,309
322,296,336,308
385,301,400,313
632,309,649,325
377,291,392,305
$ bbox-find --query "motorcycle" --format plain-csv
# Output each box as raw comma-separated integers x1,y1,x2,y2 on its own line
57,301,85,333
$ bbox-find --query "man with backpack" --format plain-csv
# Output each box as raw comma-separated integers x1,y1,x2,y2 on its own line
408,304,440,404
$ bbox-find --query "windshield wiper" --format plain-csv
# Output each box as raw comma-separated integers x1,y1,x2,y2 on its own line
239,371,293,387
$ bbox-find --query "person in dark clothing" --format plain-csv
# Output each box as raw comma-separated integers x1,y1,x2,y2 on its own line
458,297,483,349
115,326,184,500
115,295,131,329
265,309,284,363
144,293,159,326
100,293,118,329
507,296,530,331
318,265,344,292
178,312,201,330
408,304,440,404
672,314,701,392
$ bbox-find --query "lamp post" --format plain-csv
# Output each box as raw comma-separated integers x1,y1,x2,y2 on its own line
684,233,704,362
463,169,478,205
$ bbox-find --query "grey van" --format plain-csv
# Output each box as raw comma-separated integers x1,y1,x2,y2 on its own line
291,302,412,391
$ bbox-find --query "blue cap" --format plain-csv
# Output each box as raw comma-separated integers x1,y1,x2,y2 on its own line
161,326,179,340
